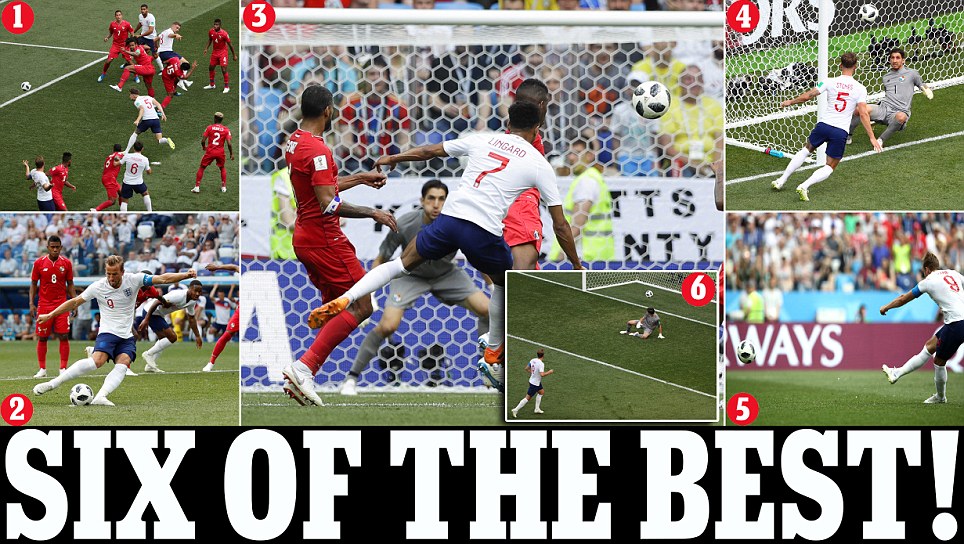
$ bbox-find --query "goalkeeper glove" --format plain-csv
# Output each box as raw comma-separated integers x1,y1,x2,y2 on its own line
636,322,643,329
924,87,934,99
658,334,665,339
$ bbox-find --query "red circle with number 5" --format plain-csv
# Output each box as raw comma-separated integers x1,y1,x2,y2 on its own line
2,394,34,426
681,272,715,307
2,1,35,34
726,0,760,34
727,393,759,426
243,0,276,33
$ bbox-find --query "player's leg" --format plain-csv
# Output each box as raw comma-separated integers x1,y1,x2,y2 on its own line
622,319,639,334
218,155,227,191
221,61,230,93
56,328,70,372
143,320,176,372
33,339,111,395
457,229,513,364
883,335,936,383
772,141,815,190
205,313,239,371
101,47,121,81
879,112,908,144
152,122,171,148
511,243,539,271
195,154,213,191
91,346,135,406
205,58,217,89
124,129,141,153
928,358,949,404
640,329,653,339
34,335,49,377
512,392,534,417
140,69,156,98
344,304,405,395
533,389,545,413
796,155,841,201
924,324,961,403
94,184,118,212
140,187,153,212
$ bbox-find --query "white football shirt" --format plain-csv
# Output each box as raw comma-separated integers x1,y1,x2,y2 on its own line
29,169,53,202
134,95,160,120
154,289,199,318
156,28,176,53
916,269,964,324
80,272,150,339
120,153,150,185
214,298,236,324
441,133,561,236
528,357,545,387
815,75,868,132
139,13,157,39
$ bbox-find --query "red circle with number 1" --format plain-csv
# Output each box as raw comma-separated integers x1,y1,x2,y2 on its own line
243,0,276,33
2,1,35,34
726,0,760,34
2,394,33,426
682,272,715,307
727,393,759,426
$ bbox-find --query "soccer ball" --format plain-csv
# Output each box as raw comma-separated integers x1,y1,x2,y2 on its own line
859,4,878,22
632,81,672,119
70,383,94,406
645,290,654,298
20,81,31,92
736,340,757,364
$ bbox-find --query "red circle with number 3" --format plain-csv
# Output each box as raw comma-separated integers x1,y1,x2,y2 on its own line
681,272,715,307
2,1,35,34
2,394,33,426
727,393,759,426
726,0,760,34
243,0,276,33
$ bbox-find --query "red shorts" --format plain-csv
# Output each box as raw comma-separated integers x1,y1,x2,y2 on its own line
53,194,67,212
107,44,125,61
36,306,69,337
227,311,239,333
201,152,226,168
210,53,228,68
101,177,120,198
295,240,366,303
163,76,178,94
503,191,543,251
131,64,155,76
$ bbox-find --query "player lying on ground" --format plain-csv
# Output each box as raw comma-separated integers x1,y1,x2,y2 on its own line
135,280,204,373
880,252,963,404
620,307,664,339
205,263,240,372
771,52,881,202
32,257,197,406
848,47,933,147
24,157,55,212
30,235,76,378
511,349,553,417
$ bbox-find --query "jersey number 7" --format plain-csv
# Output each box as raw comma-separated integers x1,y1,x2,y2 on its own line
473,152,511,188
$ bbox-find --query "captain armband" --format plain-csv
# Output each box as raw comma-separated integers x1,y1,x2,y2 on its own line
323,195,342,215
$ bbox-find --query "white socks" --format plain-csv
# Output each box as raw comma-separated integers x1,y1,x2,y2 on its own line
345,257,407,304
777,147,810,183
513,397,529,411
935,365,947,398
489,284,505,348
125,132,138,153
534,393,543,410
120,202,128,212
50,358,98,388
147,337,172,358
895,346,932,379
798,165,834,190
159,137,169,146
143,195,153,211
94,363,128,400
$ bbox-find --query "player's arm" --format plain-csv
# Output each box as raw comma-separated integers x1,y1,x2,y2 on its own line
142,23,154,38
857,102,883,152
374,143,448,171
227,37,238,60
206,263,240,273
539,368,555,377
880,287,921,315
104,25,112,42
37,295,86,324
311,184,398,231
204,34,213,53
137,299,162,332
184,61,199,80
227,139,234,161
914,72,933,99
134,105,146,126
132,21,142,34
151,269,198,286
28,277,37,317
547,205,583,270
65,179,77,191
151,98,167,121
189,313,203,348
713,160,724,211
337,172,387,191
200,134,208,151
780,87,820,108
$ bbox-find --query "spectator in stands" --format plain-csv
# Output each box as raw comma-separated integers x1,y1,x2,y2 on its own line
338,62,412,175
158,235,179,271
856,304,867,323
95,230,114,275
0,250,17,277
4,218,26,250
875,257,897,291
73,301,93,341
631,42,686,97
314,46,359,106
198,224,218,250
657,65,723,177
124,251,141,273
1,314,14,342
892,230,914,291
551,142,615,261
762,276,783,321
218,215,235,246
140,249,162,275
199,240,218,268
609,71,659,176
178,239,199,269
871,233,891,269
606,0,631,9
742,282,765,323
181,215,200,239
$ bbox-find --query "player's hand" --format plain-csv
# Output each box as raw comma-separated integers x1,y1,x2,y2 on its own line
186,269,198,279
29,304,36,318
374,156,395,172
879,306,888,316
924,87,934,99
38,314,51,324
230,155,234,161
570,260,585,271
161,114,168,121
373,210,398,232
872,138,883,153
779,100,791,108
358,171,388,189
137,320,148,333
233,55,238,61
195,337,203,349
104,37,109,42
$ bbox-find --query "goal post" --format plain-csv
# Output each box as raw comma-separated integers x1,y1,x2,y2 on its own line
581,270,718,300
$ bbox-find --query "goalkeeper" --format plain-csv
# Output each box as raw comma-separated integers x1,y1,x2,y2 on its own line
847,47,933,146
620,307,664,339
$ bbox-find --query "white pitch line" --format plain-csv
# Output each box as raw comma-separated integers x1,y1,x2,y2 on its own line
0,55,107,109
0,41,108,55
727,129,964,185
0,368,238,382
508,333,715,399
245,401,501,408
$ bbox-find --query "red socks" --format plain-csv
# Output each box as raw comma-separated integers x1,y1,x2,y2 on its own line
161,95,172,109
301,311,359,374
95,200,114,211
37,341,47,369
59,339,69,370
220,166,227,185
210,329,234,364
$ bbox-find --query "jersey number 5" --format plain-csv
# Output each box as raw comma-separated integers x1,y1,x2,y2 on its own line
834,92,850,112
473,152,511,188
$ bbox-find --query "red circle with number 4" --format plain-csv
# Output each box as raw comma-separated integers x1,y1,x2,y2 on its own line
2,1,35,34
243,0,276,33
2,394,33,426
726,0,760,34
681,272,715,307
727,393,759,426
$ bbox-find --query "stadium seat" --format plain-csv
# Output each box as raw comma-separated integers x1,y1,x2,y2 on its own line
218,246,236,261
435,1,484,9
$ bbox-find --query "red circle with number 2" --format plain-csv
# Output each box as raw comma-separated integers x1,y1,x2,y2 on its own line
727,0,760,34
727,393,759,426
2,394,33,426
2,1,35,34
682,272,715,307
243,1,276,33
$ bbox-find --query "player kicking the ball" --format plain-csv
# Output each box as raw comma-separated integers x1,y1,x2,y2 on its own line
204,263,240,372
308,101,583,394
194,112,233,193
620,307,665,339
203,19,237,94
135,280,204,373
770,52,881,202
511,349,554,417
32,257,196,406
880,252,964,404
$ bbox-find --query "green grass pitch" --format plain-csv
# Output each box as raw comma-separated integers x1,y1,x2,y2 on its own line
1,340,238,426
0,0,239,212
505,272,719,422
726,370,964,426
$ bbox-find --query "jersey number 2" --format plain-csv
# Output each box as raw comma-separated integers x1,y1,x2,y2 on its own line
473,152,510,188
212,133,222,146
834,92,850,112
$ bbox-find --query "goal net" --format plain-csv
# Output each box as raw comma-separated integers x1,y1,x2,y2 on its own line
725,0,964,159
239,9,722,393
582,270,718,299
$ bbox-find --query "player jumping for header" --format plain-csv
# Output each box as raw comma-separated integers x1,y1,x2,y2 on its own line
620,307,665,339
771,52,881,202
110,37,157,97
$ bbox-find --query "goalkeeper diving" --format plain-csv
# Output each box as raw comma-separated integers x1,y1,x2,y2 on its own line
620,307,664,339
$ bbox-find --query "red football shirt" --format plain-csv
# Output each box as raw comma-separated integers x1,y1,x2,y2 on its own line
284,128,342,248
122,45,152,65
162,57,185,85
136,286,161,306
208,28,230,53
102,152,123,181
203,123,232,154
109,20,134,46
31,256,73,307
514,131,544,205
49,165,69,196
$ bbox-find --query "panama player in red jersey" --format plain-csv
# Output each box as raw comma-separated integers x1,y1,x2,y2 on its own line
160,58,197,110
91,144,124,212
279,85,396,407
30,236,76,378
110,37,156,96
203,263,240,372
193,112,234,194
48,152,76,212
203,18,237,94
99,10,135,83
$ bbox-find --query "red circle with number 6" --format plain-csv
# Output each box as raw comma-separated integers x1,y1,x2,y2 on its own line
726,0,760,34
2,1,35,34
682,272,715,307
243,0,276,33
2,394,33,426
727,393,759,426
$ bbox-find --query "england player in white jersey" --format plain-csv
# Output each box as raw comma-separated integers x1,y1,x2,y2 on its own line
511,349,554,417
293,102,582,402
115,141,153,212
771,52,882,202
133,4,157,52
880,252,964,404
32,256,196,406
23,157,55,212
125,87,174,153
154,22,183,70
135,280,204,372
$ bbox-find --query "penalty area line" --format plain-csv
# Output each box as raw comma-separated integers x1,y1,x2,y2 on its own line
726,129,964,185
0,41,109,55
0,55,107,109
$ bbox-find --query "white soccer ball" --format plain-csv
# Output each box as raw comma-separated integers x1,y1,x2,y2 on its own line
859,3,878,22
736,340,757,365
632,81,672,119
20,81,31,92
645,290,654,298
70,383,94,406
